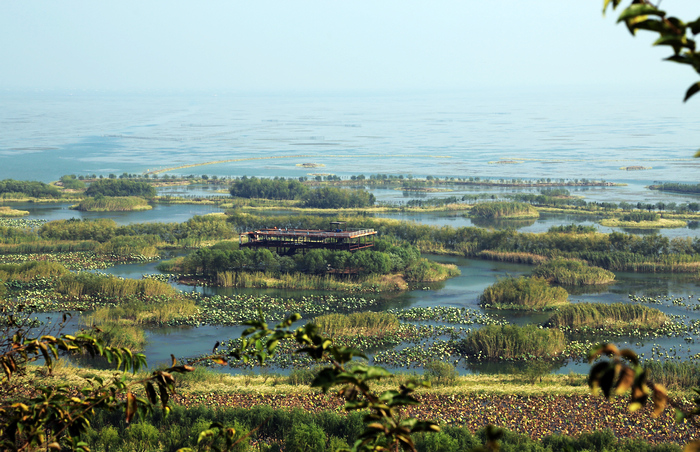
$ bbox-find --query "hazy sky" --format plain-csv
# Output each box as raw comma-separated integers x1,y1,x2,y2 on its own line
1,1,698,93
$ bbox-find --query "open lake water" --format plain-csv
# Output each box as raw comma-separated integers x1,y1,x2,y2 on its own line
3,88,700,372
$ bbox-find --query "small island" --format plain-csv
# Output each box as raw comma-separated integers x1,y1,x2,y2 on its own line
470,201,539,219
0,206,29,217
479,276,569,310
72,196,152,212
599,212,686,229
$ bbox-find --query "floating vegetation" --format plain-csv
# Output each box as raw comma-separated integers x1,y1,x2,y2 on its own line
388,306,506,326
0,251,155,270
0,218,48,228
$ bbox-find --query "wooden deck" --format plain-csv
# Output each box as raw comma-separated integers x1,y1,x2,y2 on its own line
239,227,377,253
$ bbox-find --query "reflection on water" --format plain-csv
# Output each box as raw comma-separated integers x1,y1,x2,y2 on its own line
470,216,537,230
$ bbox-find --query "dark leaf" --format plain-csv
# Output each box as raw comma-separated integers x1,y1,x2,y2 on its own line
684,81,700,102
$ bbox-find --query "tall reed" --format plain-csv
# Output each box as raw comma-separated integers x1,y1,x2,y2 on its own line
480,276,569,310
312,311,399,337
532,258,615,285
459,324,566,361
543,303,668,330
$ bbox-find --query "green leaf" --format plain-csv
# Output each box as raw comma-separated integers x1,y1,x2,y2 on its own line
630,18,669,34
603,0,622,15
310,368,338,392
617,4,664,23
689,19,700,35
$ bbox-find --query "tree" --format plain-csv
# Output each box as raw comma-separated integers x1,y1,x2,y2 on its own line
605,1,700,109
0,315,196,450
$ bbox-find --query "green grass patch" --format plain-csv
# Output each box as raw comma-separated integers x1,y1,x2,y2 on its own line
73,196,152,212
312,311,399,337
543,303,668,333
599,217,686,228
469,201,539,219
532,258,615,285
480,276,569,311
56,272,178,298
215,271,411,292
0,206,29,217
458,324,566,362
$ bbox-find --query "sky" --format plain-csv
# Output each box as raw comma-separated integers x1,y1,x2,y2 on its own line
1,1,699,93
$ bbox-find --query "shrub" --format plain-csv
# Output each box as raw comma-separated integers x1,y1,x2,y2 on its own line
423,360,458,386
621,212,660,222
285,422,326,452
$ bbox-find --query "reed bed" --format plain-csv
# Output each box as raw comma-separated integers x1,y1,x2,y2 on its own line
56,272,177,298
312,311,399,337
469,201,539,219
0,241,98,254
477,250,548,264
83,321,147,350
480,276,569,310
73,196,152,212
543,303,668,331
532,258,615,285
83,296,198,326
0,261,70,281
0,206,29,217
458,324,566,362
215,271,409,292
645,361,700,390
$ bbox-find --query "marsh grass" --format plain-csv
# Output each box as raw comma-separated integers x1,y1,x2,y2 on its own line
0,261,70,281
312,311,399,337
645,361,700,390
73,196,152,212
56,272,177,298
0,241,98,254
403,261,460,282
88,321,146,350
477,250,548,265
82,296,198,326
215,271,410,292
469,201,539,219
458,324,566,362
0,206,29,217
599,218,687,229
480,276,569,310
543,303,668,331
532,258,615,285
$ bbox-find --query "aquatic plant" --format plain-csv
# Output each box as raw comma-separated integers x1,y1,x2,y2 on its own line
479,276,569,310
532,258,615,285
458,324,566,362
469,201,538,219
543,303,668,332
